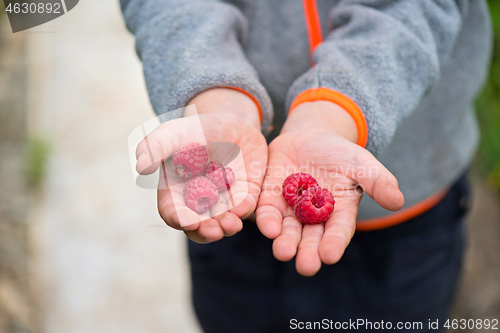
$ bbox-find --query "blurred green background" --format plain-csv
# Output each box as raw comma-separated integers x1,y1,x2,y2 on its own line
475,0,500,189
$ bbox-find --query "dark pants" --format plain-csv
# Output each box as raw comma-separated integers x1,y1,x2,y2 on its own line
188,175,471,332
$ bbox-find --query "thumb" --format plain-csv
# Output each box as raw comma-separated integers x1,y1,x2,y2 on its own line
353,149,405,211
135,117,205,175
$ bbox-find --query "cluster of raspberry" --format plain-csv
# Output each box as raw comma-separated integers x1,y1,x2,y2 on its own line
282,173,335,224
173,143,235,214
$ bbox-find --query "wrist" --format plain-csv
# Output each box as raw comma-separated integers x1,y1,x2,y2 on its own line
282,101,358,143
186,88,261,130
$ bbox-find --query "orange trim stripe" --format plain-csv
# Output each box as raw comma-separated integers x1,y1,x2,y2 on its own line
225,86,263,124
302,0,323,57
289,88,368,147
356,188,449,232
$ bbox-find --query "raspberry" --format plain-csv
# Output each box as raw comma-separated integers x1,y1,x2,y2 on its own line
204,161,235,192
173,142,209,180
294,186,335,224
282,173,319,207
183,176,220,214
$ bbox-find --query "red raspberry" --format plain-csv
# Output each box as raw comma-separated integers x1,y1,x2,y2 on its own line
173,142,209,180
294,186,335,224
282,173,319,207
204,161,235,192
183,176,220,214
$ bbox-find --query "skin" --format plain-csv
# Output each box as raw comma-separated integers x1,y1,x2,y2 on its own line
135,88,267,243
136,89,405,276
256,101,404,276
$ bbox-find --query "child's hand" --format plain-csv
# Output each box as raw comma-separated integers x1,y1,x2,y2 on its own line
255,101,404,276
135,89,268,243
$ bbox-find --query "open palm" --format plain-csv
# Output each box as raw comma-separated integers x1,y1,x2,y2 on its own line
136,112,268,243
255,130,404,276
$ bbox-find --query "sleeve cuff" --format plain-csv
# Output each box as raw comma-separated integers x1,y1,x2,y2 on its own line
288,88,368,147
225,86,263,124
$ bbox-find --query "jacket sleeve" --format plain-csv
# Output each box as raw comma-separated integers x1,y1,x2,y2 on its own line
119,0,274,135
285,0,469,155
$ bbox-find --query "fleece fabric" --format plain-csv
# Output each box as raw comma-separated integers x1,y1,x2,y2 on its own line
120,0,492,221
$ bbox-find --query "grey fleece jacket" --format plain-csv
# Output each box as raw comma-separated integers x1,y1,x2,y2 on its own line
120,0,492,221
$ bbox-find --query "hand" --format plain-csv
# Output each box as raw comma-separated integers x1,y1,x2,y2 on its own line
136,89,268,243
255,101,404,276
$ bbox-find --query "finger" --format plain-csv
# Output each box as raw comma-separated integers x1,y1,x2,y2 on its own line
183,202,215,241
295,224,324,277
255,170,289,239
158,181,203,230
272,211,302,261
210,187,243,236
136,117,205,175
214,212,243,236
255,205,283,239
354,150,405,211
197,219,224,242
210,188,241,236
157,185,182,230
319,199,358,265
158,160,211,230
183,230,211,244
209,189,230,217
229,180,260,219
